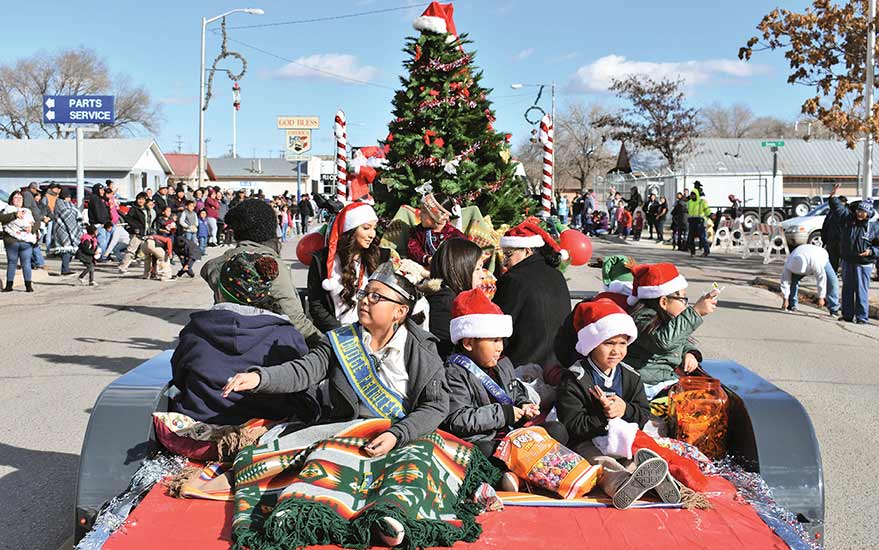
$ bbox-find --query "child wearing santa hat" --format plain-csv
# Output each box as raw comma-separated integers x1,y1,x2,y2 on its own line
407,190,466,268
556,299,676,509
307,202,390,332
624,263,718,398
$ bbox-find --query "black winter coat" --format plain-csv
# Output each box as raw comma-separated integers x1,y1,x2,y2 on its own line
443,356,532,443
829,197,879,264
125,206,148,237
307,247,391,333
556,360,650,445
425,286,455,360
493,253,571,367
88,195,111,226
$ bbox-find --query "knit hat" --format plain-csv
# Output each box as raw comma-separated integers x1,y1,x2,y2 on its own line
449,288,513,344
855,199,875,217
500,221,569,261
628,263,688,306
218,252,280,306
573,299,638,357
321,202,379,292
225,199,278,243
601,255,634,296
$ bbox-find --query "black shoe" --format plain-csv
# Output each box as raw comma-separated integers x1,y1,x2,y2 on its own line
187,269,195,278
24,281,33,293
2,281,12,292
60,271,75,276
702,251,710,257
177,269,186,278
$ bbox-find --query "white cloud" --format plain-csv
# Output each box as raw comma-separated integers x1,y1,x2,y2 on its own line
568,54,770,92
158,96,195,106
273,54,379,83
513,48,535,62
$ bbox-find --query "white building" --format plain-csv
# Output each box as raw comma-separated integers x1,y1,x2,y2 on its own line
0,138,172,199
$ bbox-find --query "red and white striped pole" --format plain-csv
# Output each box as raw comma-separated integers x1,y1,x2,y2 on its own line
539,114,554,217
334,109,348,202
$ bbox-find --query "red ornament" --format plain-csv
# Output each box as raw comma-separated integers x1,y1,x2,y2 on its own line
414,45,422,61
428,89,440,97
505,133,512,143
487,123,494,132
559,230,593,266
434,137,445,148
386,132,394,142
423,130,436,145
296,232,325,266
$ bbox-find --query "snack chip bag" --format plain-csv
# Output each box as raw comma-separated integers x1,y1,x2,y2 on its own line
494,426,602,499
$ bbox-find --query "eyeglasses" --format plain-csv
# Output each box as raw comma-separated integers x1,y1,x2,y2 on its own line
667,295,689,305
502,248,524,259
356,289,404,305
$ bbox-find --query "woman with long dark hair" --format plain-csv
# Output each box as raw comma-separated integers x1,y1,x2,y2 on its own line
419,238,485,359
494,221,571,367
308,202,390,332
1,190,37,292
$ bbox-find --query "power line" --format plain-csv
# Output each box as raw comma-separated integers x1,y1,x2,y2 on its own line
224,2,431,30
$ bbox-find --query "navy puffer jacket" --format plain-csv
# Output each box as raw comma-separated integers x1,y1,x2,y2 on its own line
828,197,879,265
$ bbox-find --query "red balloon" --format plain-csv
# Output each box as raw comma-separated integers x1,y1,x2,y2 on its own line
296,232,325,266
559,229,593,266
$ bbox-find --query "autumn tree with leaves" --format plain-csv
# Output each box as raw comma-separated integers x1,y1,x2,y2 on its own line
0,47,162,139
596,76,700,170
739,0,878,146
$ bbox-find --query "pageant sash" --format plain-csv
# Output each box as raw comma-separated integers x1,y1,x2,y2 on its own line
328,324,406,420
447,353,514,406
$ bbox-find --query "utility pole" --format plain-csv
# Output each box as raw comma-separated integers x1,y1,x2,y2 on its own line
864,0,876,199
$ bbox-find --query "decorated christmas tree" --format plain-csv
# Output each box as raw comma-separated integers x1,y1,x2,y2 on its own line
374,2,533,225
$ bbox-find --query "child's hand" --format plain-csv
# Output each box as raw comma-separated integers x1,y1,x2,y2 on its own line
682,352,700,374
363,432,398,458
522,403,540,419
221,372,261,397
512,406,526,422
693,293,718,316
605,396,627,419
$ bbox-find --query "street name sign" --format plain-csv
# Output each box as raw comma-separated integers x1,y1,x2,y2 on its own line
761,140,784,147
277,116,319,129
43,95,115,124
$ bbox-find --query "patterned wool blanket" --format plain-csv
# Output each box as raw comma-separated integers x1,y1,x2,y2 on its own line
231,419,500,550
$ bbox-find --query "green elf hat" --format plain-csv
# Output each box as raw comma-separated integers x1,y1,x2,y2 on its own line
218,252,280,306
601,255,635,296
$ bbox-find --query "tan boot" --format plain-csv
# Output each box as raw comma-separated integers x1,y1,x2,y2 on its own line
600,457,668,510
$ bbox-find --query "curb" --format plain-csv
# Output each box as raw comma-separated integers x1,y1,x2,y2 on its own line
752,276,879,320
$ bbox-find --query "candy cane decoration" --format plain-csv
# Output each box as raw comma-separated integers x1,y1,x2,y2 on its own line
539,114,554,217
335,109,347,201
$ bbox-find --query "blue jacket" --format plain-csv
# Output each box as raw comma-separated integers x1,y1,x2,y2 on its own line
828,197,879,265
197,218,210,238
170,303,319,425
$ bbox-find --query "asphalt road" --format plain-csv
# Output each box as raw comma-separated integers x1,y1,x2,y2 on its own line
0,237,876,550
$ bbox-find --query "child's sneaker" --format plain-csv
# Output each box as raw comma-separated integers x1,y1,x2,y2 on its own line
89,281,99,287
634,448,681,505
610,457,668,510
499,472,520,492
78,277,88,286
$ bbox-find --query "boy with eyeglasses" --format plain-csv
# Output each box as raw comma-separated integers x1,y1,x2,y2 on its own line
622,263,718,399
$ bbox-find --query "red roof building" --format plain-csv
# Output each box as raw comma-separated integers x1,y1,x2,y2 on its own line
165,154,216,187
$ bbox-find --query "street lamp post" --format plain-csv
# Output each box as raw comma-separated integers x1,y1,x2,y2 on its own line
511,81,556,199
198,8,263,186
864,0,876,199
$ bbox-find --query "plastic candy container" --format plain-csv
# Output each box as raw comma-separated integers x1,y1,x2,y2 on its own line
494,426,602,499
668,376,729,460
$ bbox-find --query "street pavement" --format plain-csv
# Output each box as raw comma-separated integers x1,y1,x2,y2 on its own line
0,236,876,550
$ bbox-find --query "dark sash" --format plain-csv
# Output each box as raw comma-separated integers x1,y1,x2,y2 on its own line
327,324,406,420
447,353,514,406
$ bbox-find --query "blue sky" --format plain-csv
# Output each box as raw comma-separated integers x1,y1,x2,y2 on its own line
2,0,816,158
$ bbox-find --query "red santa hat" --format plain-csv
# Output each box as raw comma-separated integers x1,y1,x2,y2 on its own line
500,221,569,262
591,291,631,312
322,202,379,292
573,299,638,357
450,288,513,344
627,263,688,306
413,2,459,43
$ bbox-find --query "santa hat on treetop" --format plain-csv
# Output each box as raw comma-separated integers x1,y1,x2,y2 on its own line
413,2,459,43
573,299,638,357
500,221,569,262
450,288,513,344
627,263,688,306
322,202,379,292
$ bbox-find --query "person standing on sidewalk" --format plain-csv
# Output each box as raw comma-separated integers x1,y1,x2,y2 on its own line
50,190,83,276
298,194,315,234
821,195,847,273
779,243,840,317
203,188,221,245
828,183,878,324
1,191,37,292
686,186,711,257
655,196,669,243
645,193,659,240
